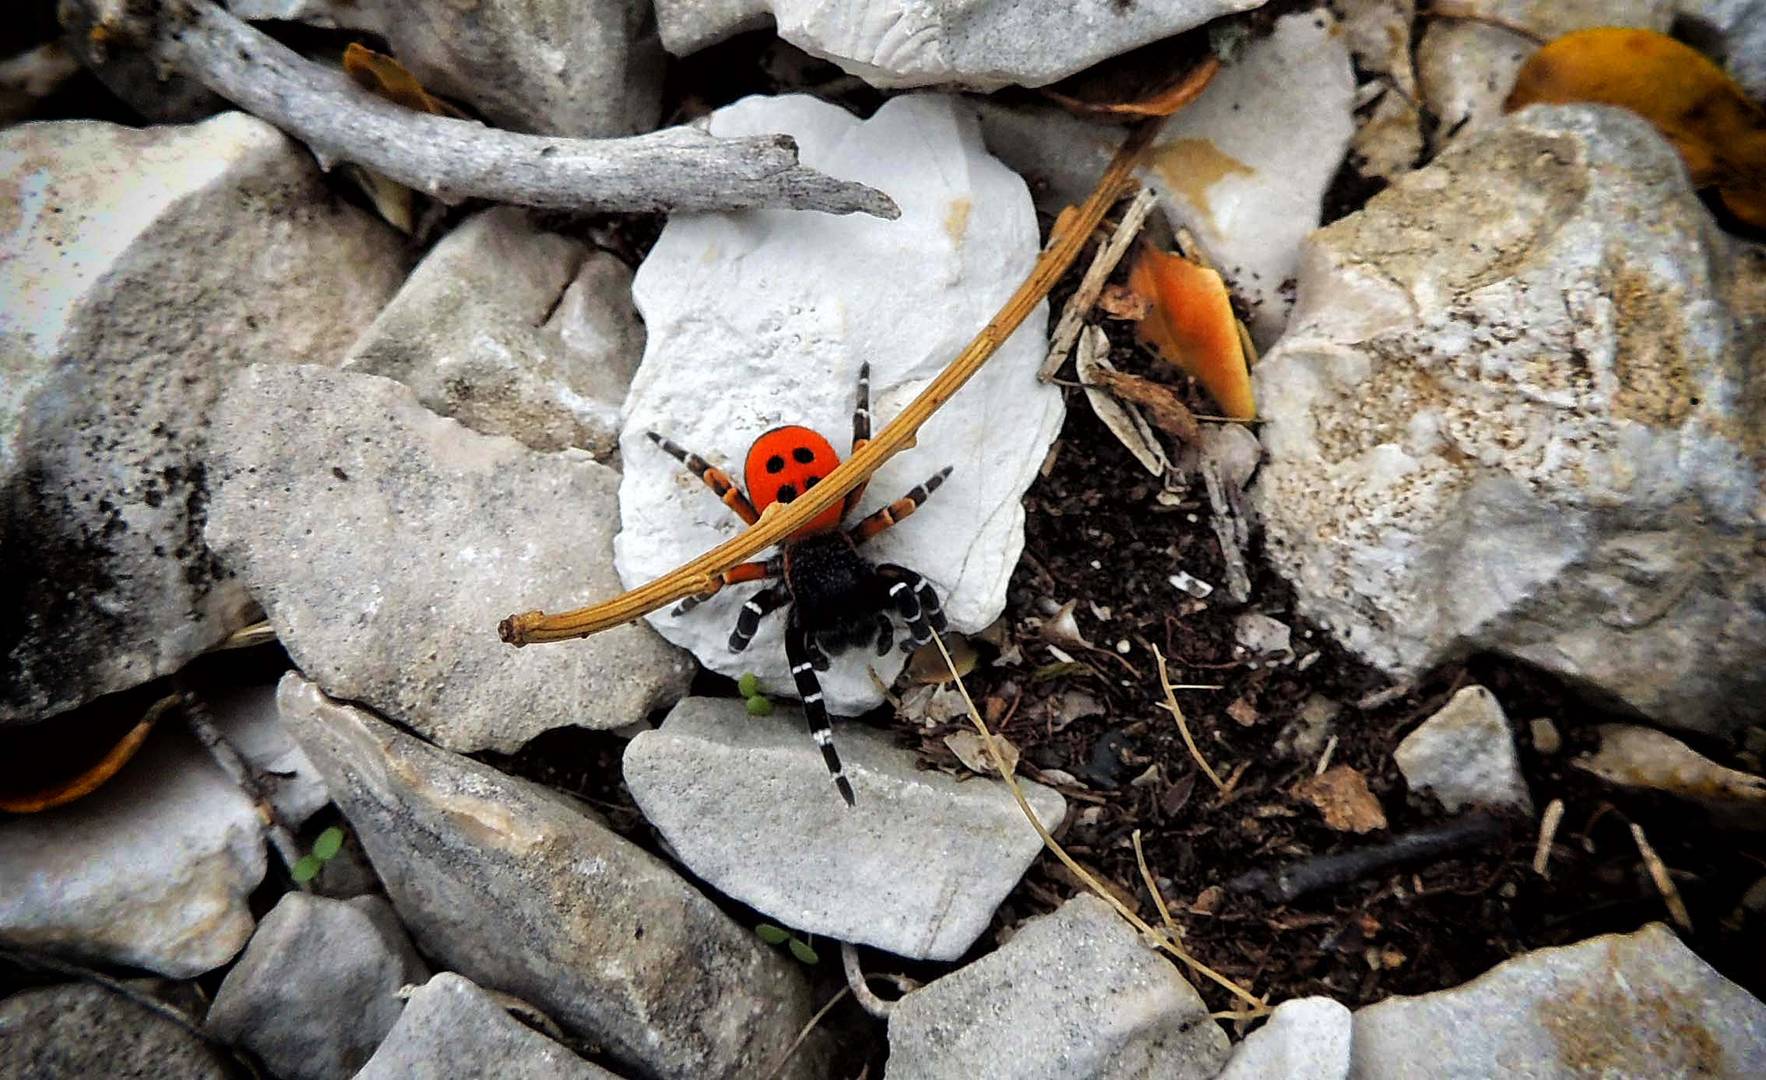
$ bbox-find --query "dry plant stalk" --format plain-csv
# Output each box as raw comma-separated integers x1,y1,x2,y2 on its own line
1153,645,1226,791
1040,185,1160,381
502,120,1165,645
930,629,1267,1015
1630,821,1693,931
1533,797,1564,879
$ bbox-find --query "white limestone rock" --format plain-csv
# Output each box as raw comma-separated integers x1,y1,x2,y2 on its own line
1214,997,1351,1080
1141,11,1356,346
205,893,428,1080
0,731,266,977
206,364,691,754
974,12,1356,346
885,895,1230,1079
624,696,1067,961
617,94,1061,713
344,207,642,458
276,674,815,1080
1394,685,1532,814
1252,105,1765,736
0,113,404,724
357,973,624,1080
653,0,1266,89
1351,924,1766,1077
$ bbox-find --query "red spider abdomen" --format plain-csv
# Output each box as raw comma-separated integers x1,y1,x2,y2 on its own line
745,425,844,536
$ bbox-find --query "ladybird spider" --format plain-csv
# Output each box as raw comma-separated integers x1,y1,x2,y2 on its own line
646,362,950,806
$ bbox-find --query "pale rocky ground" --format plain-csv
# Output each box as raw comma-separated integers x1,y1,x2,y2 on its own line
2,0,1764,1077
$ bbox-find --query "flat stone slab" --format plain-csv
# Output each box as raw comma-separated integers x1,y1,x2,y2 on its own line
625,696,1066,960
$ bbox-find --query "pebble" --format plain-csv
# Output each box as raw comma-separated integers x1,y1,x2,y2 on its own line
624,697,1066,960
345,207,642,458
0,730,265,977
1394,686,1532,814
1213,996,1351,1080
1254,105,1765,736
205,893,428,1080
356,973,625,1080
618,94,1059,714
205,364,691,753
0,113,403,724
1351,923,1766,1077
276,674,813,1080
0,983,231,1079
886,895,1230,1079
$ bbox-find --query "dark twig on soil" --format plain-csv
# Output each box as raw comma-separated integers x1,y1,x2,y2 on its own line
122,0,899,217
1224,812,1508,904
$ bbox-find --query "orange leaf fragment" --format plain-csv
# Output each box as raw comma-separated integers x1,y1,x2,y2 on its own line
1126,245,1255,419
343,42,466,119
1292,765,1389,834
1505,28,1766,228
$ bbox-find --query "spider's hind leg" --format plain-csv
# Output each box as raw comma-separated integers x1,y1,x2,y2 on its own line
786,615,854,807
876,564,946,651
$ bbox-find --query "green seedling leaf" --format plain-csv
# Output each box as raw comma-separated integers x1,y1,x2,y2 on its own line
755,924,791,945
291,854,322,883
787,938,819,965
312,826,345,861
745,695,774,717
737,672,760,698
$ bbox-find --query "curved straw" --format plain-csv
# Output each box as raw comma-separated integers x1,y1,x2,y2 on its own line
500,119,1163,646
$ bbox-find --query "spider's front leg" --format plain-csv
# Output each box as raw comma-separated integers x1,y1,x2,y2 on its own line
785,614,854,807
876,564,947,651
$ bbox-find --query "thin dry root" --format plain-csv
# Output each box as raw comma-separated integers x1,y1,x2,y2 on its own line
1153,645,1226,791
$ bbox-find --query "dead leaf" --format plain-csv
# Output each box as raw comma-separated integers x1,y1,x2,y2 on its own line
1097,283,1151,321
1075,325,1171,475
1292,765,1388,833
1085,366,1200,443
1126,245,1256,419
906,633,977,684
1505,28,1766,228
944,730,1021,777
343,42,466,118
1044,35,1221,118
1226,697,1259,728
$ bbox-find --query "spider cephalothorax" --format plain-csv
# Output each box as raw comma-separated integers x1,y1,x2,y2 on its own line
647,362,950,806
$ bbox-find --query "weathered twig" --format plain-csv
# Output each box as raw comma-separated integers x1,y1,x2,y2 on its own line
1225,812,1506,904
145,0,897,217
501,119,1165,644
1039,186,1160,381
840,942,907,1020
180,690,306,884
1533,797,1564,879
1630,821,1692,931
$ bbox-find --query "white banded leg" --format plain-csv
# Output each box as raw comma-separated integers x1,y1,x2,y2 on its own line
729,581,790,652
878,564,946,651
786,616,854,806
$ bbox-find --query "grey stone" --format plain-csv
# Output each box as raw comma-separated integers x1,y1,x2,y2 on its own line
0,113,404,724
344,207,641,458
624,697,1067,961
1253,105,1765,736
357,973,624,1080
1394,685,1532,814
1680,0,1766,100
0,731,266,977
275,674,814,1080
617,94,1060,714
233,0,661,136
654,0,1264,89
885,895,1230,1079
205,364,691,754
0,982,230,1079
205,892,427,1080
1350,923,1766,1078
1215,997,1352,1080
207,681,329,826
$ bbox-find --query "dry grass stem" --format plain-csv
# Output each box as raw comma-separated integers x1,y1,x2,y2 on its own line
1630,821,1692,931
1315,734,1339,777
930,629,1267,1014
1040,186,1161,381
763,985,852,1080
1533,798,1565,879
502,120,1163,644
1153,645,1226,791
1132,829,1181,941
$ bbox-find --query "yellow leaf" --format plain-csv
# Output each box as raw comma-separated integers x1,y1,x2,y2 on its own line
1126,245,1255,420
342,42,465,119
1505,28,1766,228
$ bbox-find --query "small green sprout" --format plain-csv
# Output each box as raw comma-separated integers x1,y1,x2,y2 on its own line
755,923,819,964
738,672,773,716
291,825,347,884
